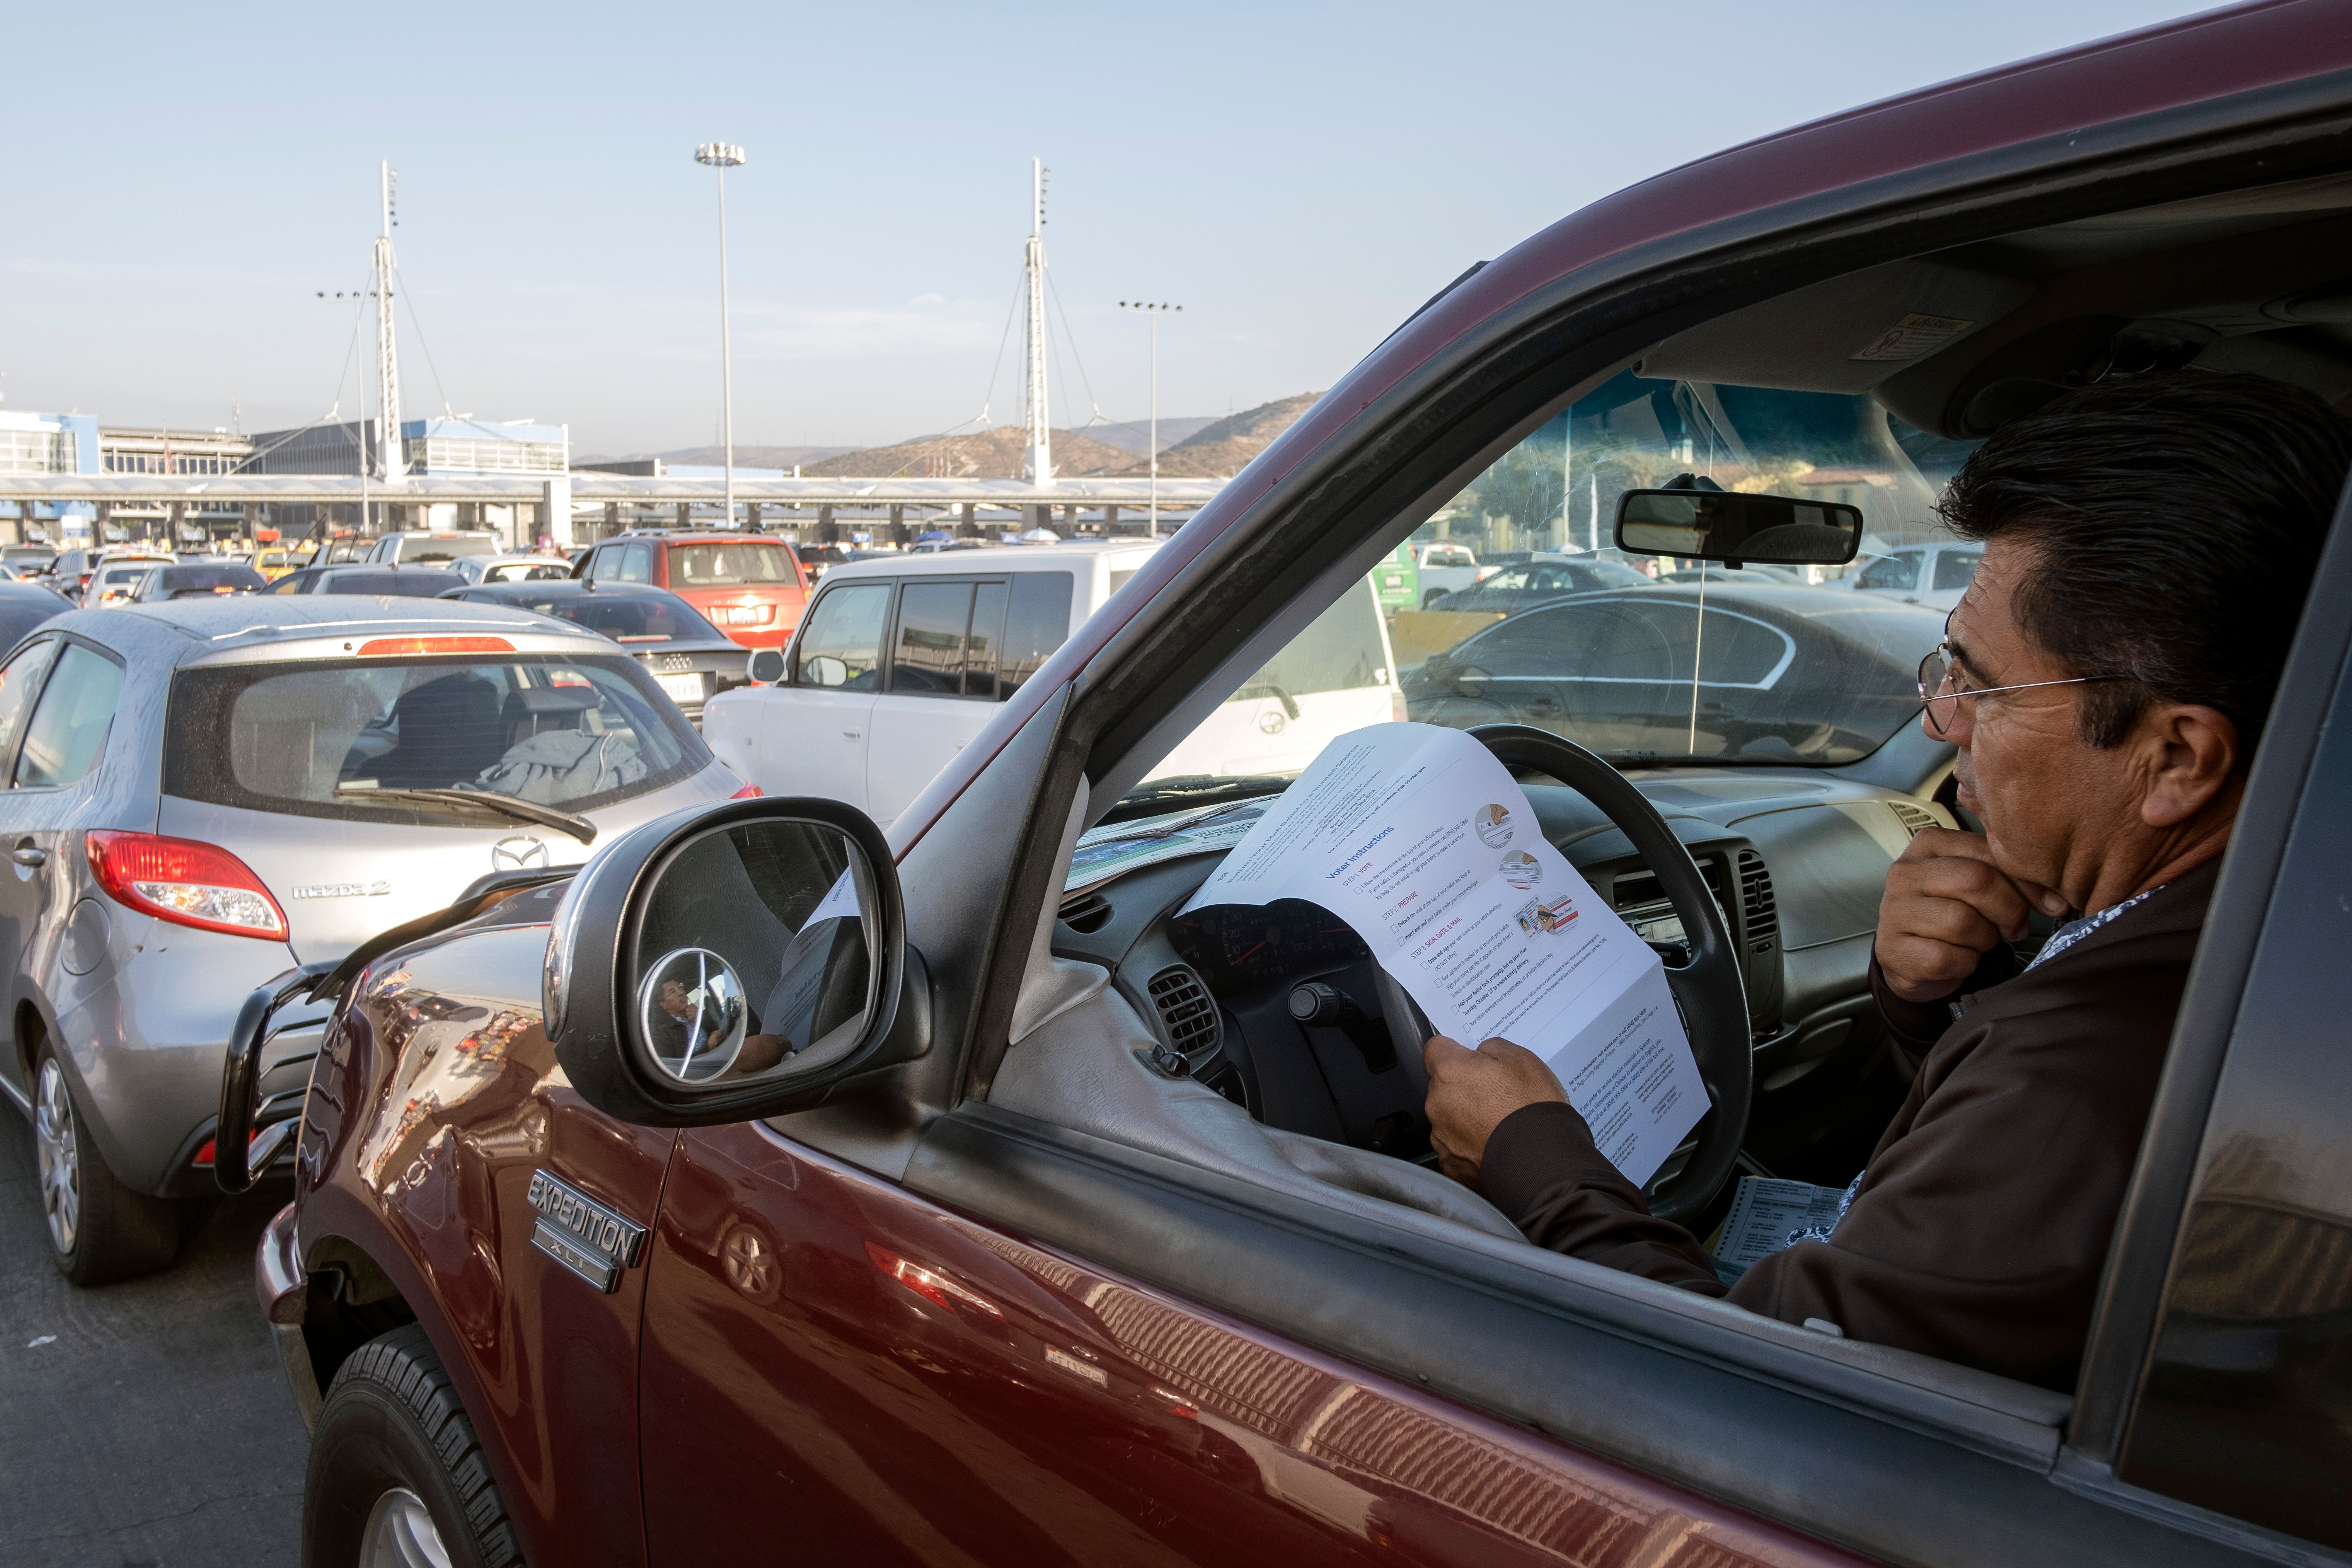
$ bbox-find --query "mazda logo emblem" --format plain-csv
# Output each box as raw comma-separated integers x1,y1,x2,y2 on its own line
492,835,549,871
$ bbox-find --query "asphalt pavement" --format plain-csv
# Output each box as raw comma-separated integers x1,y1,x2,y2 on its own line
0,1110,306,1567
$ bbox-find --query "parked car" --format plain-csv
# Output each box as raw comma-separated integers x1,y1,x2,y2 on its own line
82,553,179,608
704,540,1400,828
125,562,267,603
267,565,469,598
1425,555,1655,614
1848,540,1982,611
1403,585,1942,758
363,530,501,568
1413,539,1491,606
795,542,849,581
451,552,574,585
229,14,2352,1568
2,595,748,1287
3,545,56,581
573,530,813,649
254,547,314,581
440,581,753,727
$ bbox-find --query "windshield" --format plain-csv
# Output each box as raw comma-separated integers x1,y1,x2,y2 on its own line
147,564,264,598
1129,376,1958,796
164,654,704,825
669,542,799,586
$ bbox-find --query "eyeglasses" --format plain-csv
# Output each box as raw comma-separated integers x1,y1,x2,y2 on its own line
1916,643,2129,736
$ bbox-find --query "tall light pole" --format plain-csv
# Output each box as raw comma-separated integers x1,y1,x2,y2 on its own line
1119,301,1181,536
695,141,746,528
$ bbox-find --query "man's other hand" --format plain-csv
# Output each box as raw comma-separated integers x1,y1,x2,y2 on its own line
1875,826,2067,1003
1423,1035,1568,1187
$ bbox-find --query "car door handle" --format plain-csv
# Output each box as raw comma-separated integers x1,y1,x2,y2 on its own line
11,847,45,868
842,728,862,740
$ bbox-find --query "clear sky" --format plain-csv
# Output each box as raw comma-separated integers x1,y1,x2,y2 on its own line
7,0,2204,455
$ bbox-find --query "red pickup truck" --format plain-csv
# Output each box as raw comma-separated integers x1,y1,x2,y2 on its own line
222,5,2352,1563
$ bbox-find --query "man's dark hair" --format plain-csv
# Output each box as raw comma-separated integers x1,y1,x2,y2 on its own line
1936,371,2352,756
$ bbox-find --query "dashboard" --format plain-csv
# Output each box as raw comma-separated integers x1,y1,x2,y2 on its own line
1053,764,1957,1186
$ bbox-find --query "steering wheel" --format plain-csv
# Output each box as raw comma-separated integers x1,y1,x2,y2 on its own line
1468,724,1753,1226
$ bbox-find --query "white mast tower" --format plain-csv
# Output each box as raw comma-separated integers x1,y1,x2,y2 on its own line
1021,158,1053,487
373,161,405,489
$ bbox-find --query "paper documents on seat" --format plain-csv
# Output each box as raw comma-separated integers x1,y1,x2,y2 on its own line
1179,723,1708,1186
1708,1176,1851,1282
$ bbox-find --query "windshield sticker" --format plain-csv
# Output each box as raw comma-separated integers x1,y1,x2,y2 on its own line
1851,312,1976,362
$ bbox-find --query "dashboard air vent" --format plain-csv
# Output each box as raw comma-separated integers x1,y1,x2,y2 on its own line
1736,850,1779,953
1147,966,1219,1057
1888,800,1939,837
1058,888,1113,934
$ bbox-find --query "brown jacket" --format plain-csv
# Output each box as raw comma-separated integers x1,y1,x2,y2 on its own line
1479,858,2220,1390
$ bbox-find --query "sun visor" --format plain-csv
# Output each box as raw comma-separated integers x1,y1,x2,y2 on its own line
1634,260,2033,395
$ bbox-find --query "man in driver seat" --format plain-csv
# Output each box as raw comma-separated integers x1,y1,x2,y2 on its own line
1422,372,2351,1390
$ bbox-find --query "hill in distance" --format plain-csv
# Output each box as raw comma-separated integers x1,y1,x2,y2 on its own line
802,424,1137,480
1103,393,1323,478
594,444,859,470
801,394,1325,481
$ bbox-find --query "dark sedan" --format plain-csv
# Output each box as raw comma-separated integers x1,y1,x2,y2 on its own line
1403,584,1943,764
1425,555,1653,613
0,578,70,649
441,579,751,726
268,564,468,597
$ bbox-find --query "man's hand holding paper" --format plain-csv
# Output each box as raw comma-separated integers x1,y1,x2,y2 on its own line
1180,722,1708,1188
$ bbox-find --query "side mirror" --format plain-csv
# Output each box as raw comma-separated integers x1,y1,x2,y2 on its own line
544,797,927,1125
748,648,787,684
1615,488,1863,567
804,654,849,687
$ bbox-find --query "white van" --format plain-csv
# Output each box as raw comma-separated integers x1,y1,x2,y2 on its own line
702,540,1405,827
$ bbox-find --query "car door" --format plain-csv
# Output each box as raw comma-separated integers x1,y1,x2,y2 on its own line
0,635,61,1091
1919,545,1982,612
741,579,891,810
0,638,127,1085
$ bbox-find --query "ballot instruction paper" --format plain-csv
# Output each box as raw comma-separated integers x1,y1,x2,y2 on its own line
1179,722,1708,1186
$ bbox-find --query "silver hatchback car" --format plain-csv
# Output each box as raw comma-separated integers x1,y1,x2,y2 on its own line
0,595,748,1283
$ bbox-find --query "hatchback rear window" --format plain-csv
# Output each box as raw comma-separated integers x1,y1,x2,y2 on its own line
164,655,707,825
668,542,799,586
1244,578,1391,696
148,564,265,598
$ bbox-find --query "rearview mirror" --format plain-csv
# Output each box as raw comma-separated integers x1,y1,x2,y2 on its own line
1615,489,1863,566
544,797,926,1125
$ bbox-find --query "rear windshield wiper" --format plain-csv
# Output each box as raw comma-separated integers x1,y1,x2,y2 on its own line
334,784,598,844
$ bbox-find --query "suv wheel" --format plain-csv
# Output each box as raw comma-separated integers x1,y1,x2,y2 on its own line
306,1323,521,1568
32,1045,179,1286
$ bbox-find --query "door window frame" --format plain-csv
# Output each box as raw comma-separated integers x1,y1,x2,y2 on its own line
0,634,63,787
11,636,128,791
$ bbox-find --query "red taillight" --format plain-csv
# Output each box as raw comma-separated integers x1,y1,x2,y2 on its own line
190,1128,263,1166
731,783,763,799
85,831,288,940
354,636,515,657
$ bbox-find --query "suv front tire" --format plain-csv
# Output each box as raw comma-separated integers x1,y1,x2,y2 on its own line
305,1322,522,1568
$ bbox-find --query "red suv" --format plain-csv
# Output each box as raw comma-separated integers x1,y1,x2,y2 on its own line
575,530,809,648
226,8,2352,1565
